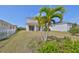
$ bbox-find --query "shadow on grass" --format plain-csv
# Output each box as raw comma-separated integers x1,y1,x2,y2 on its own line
48,35,63,40
0,37,10,49
0,37,9,42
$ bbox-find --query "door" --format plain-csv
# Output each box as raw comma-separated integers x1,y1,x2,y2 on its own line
29,26,34,31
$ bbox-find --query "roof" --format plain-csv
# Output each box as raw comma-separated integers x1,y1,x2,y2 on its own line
26,20,73,26
0,19,16,26
27,20,38,26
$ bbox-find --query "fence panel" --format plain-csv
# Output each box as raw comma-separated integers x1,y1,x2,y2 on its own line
0,31,15,40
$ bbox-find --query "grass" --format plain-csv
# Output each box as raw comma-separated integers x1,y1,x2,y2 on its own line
0,30,42,52
0,30,79,53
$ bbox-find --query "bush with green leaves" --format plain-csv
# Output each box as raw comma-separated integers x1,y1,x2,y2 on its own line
38,40,59,53
69,26,79,35
38,36,79,53
16,27,26,32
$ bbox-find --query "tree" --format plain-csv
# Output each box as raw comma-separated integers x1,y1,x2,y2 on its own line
34,14,43,31
39,6,65,41
34,14,47,40
34,6,65,41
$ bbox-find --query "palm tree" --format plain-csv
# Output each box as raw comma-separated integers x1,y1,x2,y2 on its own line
34,14,47,40
34,14,43,31
39,6,65,41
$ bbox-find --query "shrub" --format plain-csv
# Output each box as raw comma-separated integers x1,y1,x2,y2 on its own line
38,40,59,53
69,26,79,35
38,36,79,53
16,27,26,32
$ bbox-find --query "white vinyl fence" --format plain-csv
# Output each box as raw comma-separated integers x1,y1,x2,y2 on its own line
0,29,16,40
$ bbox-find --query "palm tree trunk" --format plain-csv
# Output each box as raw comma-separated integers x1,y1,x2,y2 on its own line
43,23,49,41
40,26,48,41
40,24,49,41
44,31,48,41
44,23,50,41
40,26,44,40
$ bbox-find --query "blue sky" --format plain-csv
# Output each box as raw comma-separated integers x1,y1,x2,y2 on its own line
0,5,79,27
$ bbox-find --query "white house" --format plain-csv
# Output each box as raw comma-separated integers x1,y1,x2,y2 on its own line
0,19,17,39
26,19,72,32
26,20,39,31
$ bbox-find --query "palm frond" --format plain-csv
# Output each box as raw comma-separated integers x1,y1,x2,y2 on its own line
51,13,63,22
54,6,65,14
51,20,56,24
40,7,49,16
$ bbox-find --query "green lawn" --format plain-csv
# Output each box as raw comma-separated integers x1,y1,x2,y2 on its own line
0,30,79,53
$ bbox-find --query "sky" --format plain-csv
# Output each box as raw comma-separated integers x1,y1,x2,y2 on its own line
0,5,79,27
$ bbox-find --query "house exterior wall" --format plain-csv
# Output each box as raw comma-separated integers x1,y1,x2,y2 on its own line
0,20,17,40
49,24,72,32
26,23,72,32
26,25,39,31
26,20,72,32
26,25,29,31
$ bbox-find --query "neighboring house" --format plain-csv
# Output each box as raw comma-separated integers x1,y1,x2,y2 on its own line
0,19,17,39
26,20,38,31
26,19,72,32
